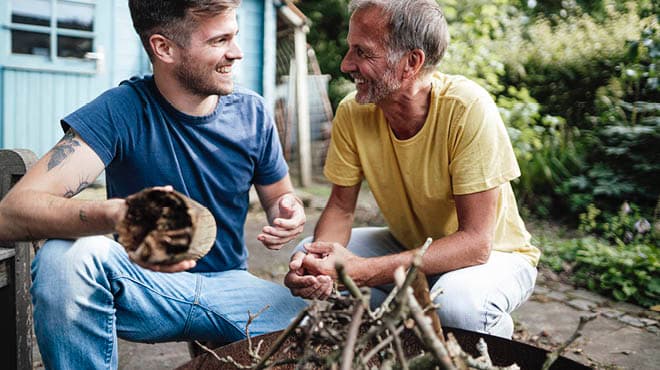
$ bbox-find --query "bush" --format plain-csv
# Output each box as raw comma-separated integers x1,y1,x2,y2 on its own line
539,203,659,307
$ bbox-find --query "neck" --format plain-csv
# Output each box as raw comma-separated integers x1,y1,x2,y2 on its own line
378,76,432,140
153,70,218,117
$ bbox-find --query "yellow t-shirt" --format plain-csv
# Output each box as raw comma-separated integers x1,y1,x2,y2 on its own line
324,72,540,266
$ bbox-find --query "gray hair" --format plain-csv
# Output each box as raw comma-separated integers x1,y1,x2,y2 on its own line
348,0,449,74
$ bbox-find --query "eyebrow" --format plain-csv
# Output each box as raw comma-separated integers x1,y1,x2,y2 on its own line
206,29,239,43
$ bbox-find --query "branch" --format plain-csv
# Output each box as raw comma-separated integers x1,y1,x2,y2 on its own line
406,288,456,370
340,303,366,370
254,306,310,370
336,260,370,309
541,314,597,370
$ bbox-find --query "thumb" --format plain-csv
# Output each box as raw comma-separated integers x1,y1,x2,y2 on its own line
278,195,297,219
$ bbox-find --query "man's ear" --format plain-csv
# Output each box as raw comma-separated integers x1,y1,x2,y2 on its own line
149,34,177,64
403,49,426,79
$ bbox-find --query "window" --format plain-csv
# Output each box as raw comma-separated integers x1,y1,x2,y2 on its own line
9,0,95,61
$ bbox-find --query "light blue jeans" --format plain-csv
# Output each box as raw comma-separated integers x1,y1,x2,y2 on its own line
297,227,537,339
31,236,307,369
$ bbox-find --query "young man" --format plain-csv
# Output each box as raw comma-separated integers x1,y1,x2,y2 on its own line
0,1,306,368
285,0,540,339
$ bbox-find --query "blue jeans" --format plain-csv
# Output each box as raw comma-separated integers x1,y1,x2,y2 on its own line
296,227,537,338
31,236,307,369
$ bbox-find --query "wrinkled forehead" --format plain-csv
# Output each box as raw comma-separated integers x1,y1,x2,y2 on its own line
348,6,390,44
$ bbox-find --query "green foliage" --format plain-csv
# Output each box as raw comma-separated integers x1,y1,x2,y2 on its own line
556,24,660,216
539,201,659,307
503,3,652,126
297,0,351,109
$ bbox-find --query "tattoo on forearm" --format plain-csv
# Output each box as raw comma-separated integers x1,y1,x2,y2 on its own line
64,179,91,198
79,209,88,222
48,129,81,171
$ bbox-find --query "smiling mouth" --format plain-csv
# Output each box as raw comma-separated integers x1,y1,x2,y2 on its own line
216,66,232,74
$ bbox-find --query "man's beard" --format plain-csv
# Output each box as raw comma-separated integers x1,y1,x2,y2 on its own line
354,67,401,104
174,52,233,97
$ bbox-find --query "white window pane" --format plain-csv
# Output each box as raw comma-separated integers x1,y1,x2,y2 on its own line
11,0,51,27
57,1,94,31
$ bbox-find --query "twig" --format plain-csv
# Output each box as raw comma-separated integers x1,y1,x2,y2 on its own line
340,303,366,370
476,338,492,366
254,306,310,370
406,288,456,370
336,260,370,309
193,340,251,369
362,324,405,366
246,305,270,360
541,314,598,370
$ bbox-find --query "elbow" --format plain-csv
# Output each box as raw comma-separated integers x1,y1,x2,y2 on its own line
473,236,493,265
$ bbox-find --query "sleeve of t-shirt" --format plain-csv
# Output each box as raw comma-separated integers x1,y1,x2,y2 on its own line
60,86,139,166
323,99,363,186
253,104,289,185
449,92,521,195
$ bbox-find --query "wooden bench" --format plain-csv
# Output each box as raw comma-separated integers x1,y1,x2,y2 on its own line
0,149,38,370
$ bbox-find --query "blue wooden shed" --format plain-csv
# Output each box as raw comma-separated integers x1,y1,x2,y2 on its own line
0,0,305,158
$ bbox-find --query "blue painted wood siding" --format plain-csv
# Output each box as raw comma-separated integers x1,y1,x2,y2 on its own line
1,0,272,156
0,0,149,157
237,0,265,95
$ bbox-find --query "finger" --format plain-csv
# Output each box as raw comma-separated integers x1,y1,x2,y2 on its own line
152,185,174,192
258,232,300,248
289,252,305,270
261,225,304,238
272,215,305,230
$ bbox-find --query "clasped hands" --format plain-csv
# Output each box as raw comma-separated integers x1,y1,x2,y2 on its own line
284,241,362,300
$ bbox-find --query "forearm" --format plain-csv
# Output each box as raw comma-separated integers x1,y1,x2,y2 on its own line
313,203,354,246
350,230,492,287
0,189,123,242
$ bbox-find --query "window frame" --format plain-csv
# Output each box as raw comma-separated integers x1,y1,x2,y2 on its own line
1,0,99,74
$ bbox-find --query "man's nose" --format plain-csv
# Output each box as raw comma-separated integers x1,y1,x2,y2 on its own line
340,52,353,73
228,40,243,60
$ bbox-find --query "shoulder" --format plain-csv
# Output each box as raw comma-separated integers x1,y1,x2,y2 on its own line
223,85,267,108
432,72,493,107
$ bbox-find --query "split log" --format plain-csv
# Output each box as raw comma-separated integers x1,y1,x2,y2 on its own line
116,187,216,265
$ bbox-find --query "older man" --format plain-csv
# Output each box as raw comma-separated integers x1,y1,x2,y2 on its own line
285,0,540,339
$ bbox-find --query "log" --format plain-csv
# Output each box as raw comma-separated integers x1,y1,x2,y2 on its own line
116,188,216,265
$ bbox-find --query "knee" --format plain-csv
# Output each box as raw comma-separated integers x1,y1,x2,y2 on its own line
434,291,513,338
34,237,112,271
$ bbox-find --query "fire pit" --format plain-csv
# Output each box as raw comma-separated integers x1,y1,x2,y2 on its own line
178,327,590,370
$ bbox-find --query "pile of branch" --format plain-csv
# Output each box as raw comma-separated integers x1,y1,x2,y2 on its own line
199,238,588,369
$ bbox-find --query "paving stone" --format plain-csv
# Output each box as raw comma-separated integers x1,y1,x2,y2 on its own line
610,301,647,315
577,319,660,370
638,317,658,327
596,307,624,319
546,291,568,301
532,285,550,295
566,298,597,311
554,282,573,292
617,315,647,328
568,288,609,305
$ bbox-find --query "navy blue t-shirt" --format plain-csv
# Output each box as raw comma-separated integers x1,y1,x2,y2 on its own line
62,75,288,272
